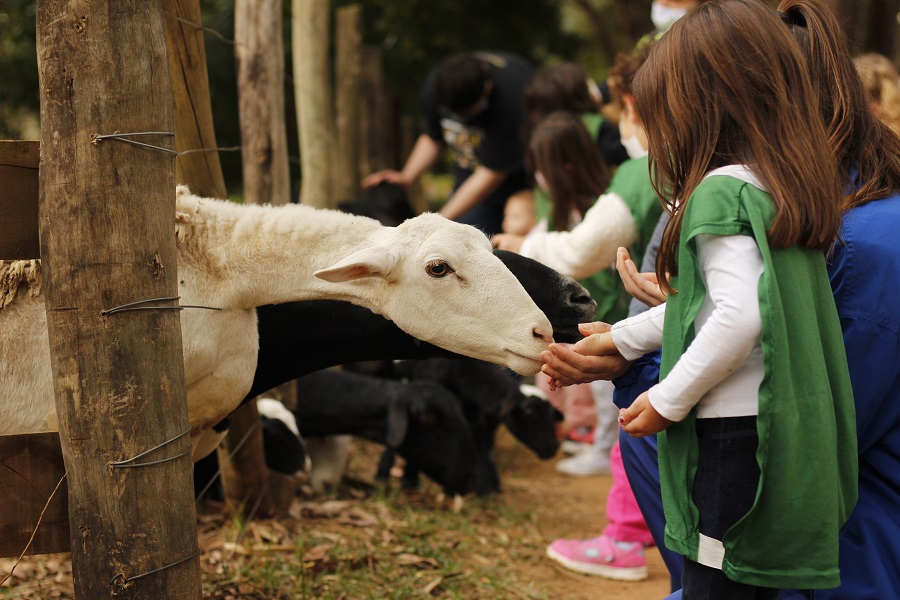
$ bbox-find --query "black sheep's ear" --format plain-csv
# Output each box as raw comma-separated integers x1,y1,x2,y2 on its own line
386,396,409,449
553,407,565,422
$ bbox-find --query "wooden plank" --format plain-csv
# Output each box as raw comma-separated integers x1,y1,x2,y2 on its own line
0,140,40,260
0,433,70,557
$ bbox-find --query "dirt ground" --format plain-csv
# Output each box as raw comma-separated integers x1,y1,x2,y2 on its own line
489,429,671,600
0,429,672,599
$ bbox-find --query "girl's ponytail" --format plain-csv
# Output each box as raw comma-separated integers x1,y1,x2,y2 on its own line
779,0,900,210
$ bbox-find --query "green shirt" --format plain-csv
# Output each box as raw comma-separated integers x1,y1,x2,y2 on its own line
659,172,858,588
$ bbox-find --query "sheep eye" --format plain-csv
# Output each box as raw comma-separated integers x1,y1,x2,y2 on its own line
425,260,454,278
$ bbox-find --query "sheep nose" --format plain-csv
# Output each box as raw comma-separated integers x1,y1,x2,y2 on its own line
532,323,553,344
570,286,595,310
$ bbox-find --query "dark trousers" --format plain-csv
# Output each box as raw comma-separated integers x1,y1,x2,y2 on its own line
680,416,779,600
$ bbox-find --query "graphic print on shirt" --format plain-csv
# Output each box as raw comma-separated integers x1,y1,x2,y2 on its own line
440,118,485,170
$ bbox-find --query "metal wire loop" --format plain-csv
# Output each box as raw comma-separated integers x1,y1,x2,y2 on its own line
101,296,222,316
110,549,200,589
110,429,191,469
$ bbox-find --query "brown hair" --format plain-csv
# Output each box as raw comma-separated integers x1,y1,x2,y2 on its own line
633,0,843,291
779,1,900,213
526,111,611,231
523,62,600,143
608,43,655,102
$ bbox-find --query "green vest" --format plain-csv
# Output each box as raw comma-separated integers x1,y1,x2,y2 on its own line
659,173,857,588
533,118,661,322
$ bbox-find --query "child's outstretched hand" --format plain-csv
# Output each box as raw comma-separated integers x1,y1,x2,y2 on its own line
541,321,633,389
618,391,673,437
616,247,668,307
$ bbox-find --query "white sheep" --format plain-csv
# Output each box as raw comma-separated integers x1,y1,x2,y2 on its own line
0,186,553,456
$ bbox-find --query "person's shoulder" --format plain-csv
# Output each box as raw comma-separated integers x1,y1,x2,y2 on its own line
683,170,760,234
842,192,900,239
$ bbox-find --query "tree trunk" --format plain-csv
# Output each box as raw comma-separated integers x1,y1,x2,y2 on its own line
235,0,291,205
335,4,363,203
215,0,298,520
162,0,228,199
37,1,200,598
358,46,395,176
293,0,336,208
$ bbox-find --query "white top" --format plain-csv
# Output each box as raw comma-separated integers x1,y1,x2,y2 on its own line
610,166,765,421
519,192,637,279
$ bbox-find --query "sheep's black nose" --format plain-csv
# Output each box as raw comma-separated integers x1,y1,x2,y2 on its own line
570,286,595,308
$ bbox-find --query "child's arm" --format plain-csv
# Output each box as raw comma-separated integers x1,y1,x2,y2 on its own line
518,192,638,279
636,234,764,427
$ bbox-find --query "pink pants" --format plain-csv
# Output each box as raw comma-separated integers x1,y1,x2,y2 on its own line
603,439,654,545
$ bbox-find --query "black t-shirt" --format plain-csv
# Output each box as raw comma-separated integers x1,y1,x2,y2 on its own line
420,51,533,176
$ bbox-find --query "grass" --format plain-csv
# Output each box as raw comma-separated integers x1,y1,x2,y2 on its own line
197,473,553,600
1,437,562,600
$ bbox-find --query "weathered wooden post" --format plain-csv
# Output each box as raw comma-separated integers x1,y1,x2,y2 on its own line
162,0,229,199
37,1,201,597
335,4,363,202
292,0,337,208
358,46,397,177
235,0,291,205
213,0,297,519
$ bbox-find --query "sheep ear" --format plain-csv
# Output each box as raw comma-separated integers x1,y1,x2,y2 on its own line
386,397,409,449
314,247,397,283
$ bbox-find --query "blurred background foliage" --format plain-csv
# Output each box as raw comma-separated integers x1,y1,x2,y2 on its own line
1,0,897,191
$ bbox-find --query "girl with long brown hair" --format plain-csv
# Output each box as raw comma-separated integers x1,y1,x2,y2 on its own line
543,1,857,597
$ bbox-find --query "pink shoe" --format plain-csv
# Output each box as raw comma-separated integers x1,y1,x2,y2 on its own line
546,534,647,581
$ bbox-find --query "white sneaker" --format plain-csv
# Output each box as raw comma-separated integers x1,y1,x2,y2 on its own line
560,439,592,455
555,447,611,476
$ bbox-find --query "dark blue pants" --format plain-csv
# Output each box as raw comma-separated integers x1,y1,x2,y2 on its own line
613,351,683,593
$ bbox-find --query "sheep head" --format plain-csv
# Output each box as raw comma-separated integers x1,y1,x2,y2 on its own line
314,214,553,376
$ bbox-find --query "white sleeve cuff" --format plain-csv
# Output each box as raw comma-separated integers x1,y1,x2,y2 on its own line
611,303,666,360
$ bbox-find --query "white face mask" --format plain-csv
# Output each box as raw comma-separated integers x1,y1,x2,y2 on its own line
651,1,690,31
534,171,550,193
619,117,648,160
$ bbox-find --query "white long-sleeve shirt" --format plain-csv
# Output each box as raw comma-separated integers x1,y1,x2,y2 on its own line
518,191,637,279
610,233,764,421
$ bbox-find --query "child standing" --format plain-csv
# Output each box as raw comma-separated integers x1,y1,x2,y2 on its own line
549,1,858,596
517,111,621,477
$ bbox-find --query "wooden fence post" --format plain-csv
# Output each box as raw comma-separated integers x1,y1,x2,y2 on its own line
358,46,398,177
37,1,200,597
292,0,337,208
235,0,291,205
335,4,363,202
162,0,229,200
214,0,298,519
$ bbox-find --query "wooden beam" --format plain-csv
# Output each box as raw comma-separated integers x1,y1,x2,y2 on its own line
0,433,69,558
0,140,40,260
